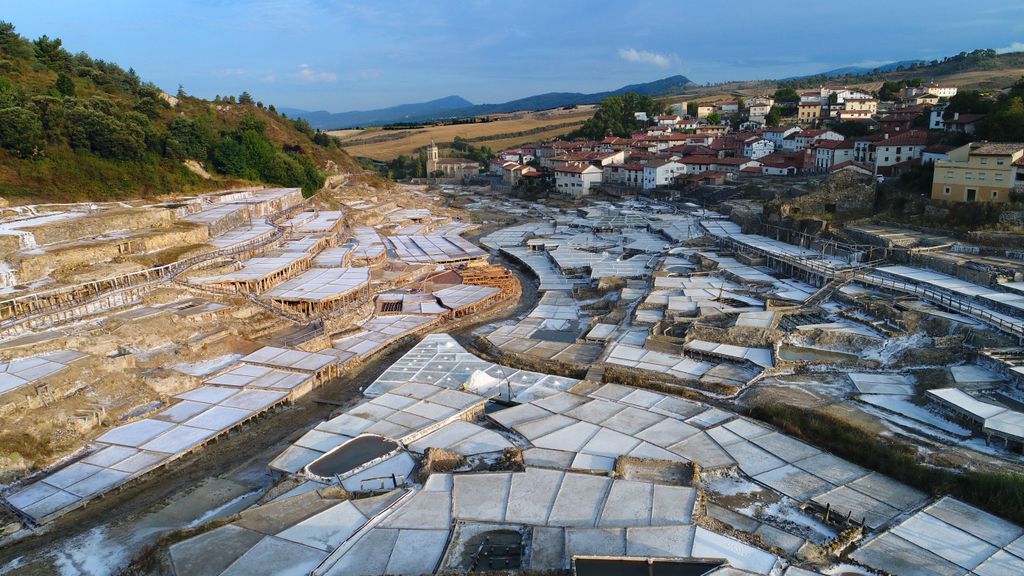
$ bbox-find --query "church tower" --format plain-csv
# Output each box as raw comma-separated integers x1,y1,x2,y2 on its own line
426,141,439,175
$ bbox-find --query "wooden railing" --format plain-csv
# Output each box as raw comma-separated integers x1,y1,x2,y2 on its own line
854,273,1024,338
0,198,308,330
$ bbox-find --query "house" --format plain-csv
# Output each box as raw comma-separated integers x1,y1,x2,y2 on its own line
763,126,801,147
747,102,772,118
852,134,884,164
554,163,603,198
603,163,645,188
878,109,924,134
830,160,874,176
503,163,535,187
656,115,683,126
676,170,729,188
759,153,804,176
922,144,955,165
743,137,775,160
748,96,775,108
713,157,761,173
943,112,985,135
695,124,729,136
931,142,1024,203
642,160,687,190
844,97,878,114
813,140,856,171
696,104,715,119
925,83,958,98
719,101,740,113
837,109,873,121
874,131,929,176
799,91,822,104
930,103,949,130
905,84,958,100
598,137,632,153
793,129,843,151
798,102,821,122
489,159,511,174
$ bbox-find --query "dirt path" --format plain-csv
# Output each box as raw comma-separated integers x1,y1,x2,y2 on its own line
0,256,540,576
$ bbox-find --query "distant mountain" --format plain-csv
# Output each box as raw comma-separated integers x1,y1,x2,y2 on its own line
279,95,473,131
782,59,926,81
288,75,693,130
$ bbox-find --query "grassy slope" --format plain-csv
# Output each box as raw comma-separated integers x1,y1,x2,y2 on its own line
0,35,359,204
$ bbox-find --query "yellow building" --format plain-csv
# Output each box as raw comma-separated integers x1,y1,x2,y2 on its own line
931,142,1024,203
844,97,878,114
798,103,820,121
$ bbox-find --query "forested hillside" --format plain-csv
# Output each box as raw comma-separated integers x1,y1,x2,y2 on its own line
0,21,357,202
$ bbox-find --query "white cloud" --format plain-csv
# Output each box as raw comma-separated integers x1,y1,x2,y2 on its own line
292,64,337,83
997,42,1024,54
618,48,676,69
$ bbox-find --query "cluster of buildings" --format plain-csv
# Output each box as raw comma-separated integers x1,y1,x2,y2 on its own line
478,81,1024,205
488,124,944,199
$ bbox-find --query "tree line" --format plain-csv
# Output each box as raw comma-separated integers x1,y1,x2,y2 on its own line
0,21,338,195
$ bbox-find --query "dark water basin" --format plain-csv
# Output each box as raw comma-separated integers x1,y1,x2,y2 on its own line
307,434,398,478
574,558,722,576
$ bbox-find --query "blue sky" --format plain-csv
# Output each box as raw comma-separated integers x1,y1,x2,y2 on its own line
4,1,1024,112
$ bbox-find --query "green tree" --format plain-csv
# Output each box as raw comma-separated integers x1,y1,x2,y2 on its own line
765,106,782,127
573,92,666,139
736,97,745,109
54,73,75,97
706,111,721,125
686,102,698,116
773,88,800,103
0,106,43,156
827,92,839,106
239,91,254,105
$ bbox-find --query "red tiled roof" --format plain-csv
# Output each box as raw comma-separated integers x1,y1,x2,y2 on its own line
877,131,928,147
830,160,874,173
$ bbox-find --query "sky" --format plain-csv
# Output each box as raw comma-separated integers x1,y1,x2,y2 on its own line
4,0,1024,112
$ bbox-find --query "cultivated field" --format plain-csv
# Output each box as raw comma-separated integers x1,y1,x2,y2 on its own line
329,108,594,160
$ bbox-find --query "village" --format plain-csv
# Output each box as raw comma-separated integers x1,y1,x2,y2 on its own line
3,80,1024,575
471,82,1021,206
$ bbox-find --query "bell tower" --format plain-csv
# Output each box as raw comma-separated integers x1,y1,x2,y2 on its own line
426,141,439,174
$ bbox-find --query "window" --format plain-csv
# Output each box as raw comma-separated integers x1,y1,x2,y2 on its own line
944,187,951,195
997,159,1005,165
965,172,973,180
947,171,954,177
993,191,999,198
981,158,988,165
979,173,986,181
996,174,1004,181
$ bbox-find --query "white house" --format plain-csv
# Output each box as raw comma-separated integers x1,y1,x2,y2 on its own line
743,137,775,160
930,103,948,130
555,163,603,198
794,130,844,151
874,131,928,174
763,126,801,147
813,140,856,171
642,160,687,190
603,163,644,188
